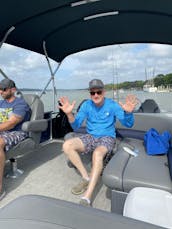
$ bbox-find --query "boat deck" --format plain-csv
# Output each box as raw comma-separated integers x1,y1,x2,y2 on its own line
1,140,110,211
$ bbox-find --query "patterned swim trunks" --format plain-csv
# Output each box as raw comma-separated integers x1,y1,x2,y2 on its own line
79,134,115,154
0,131,28,152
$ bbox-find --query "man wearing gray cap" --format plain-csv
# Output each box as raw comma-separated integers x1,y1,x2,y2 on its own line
0,78,31,200
59,79,138,206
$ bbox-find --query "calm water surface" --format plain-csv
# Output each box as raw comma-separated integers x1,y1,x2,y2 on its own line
38,90,172,113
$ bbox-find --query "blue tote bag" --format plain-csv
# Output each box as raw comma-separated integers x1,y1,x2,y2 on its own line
144,128,171,155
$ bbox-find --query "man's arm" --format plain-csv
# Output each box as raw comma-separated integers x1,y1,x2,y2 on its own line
0,114,23,131
115,94,138,128
119,94,138,113
58,96,76,123
58,96,87,130
66,112,75,123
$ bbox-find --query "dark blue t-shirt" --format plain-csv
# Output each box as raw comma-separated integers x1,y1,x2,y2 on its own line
0,97,31,131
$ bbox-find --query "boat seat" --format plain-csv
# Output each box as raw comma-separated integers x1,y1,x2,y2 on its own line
5,94,48,178
137,99,160,113
102,137,172,213
123,187,172,229
0,194,162,229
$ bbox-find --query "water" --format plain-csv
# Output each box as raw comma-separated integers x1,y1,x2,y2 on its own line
28,90,172,113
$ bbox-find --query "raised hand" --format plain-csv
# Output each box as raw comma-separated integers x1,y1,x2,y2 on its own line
119,94,139,113
58,96,76,114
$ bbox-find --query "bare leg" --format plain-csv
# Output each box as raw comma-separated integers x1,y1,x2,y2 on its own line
0,138,5,192
63,137,89,179
83,146,108,200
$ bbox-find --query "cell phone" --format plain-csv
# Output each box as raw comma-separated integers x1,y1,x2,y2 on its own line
58,100,62,106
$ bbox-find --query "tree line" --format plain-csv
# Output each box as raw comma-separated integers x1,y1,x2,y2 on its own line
105,73,172,90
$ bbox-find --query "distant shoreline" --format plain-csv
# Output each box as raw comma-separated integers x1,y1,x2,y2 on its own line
20,88,87,91
20,88,51,91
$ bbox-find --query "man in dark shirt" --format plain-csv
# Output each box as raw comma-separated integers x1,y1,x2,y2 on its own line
0,78,31,200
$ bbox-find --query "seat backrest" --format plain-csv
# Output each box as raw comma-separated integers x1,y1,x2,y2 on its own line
23,94,44,120
137,99,160,113
23,94,44,143
77,99,88,112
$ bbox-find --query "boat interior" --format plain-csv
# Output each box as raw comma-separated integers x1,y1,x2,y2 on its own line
0,1,172,228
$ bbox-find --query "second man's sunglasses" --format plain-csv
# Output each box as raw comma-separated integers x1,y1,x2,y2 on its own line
90,90,103,96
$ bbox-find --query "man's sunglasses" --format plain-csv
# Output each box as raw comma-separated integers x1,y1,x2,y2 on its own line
0,88,7,92
90,90,103,96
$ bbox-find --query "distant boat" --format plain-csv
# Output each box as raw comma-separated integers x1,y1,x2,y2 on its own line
143,84,157,92
119,89,124,93
143,68,157,92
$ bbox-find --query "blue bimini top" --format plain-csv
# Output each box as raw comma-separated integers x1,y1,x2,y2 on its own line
71,98,134,138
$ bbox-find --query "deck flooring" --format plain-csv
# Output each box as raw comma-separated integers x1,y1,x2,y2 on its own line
0,140,111,211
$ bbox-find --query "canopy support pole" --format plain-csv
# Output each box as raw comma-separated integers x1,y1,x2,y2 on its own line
0,26,15,49
0,27,23,95
42,41,62,140
42,41,62,111
0,68,23,97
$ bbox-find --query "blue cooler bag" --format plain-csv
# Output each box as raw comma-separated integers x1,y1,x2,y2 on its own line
144,128,171,155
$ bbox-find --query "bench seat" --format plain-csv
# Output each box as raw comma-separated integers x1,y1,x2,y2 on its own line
102,137,172,213
103,137,172,193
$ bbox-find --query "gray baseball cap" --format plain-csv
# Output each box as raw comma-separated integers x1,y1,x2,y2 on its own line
89,79,104,89
0,79,16,89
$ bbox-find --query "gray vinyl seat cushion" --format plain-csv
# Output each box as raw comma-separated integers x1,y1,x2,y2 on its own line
137,99,160,113
0,195,162,229
6,94,47,160
102,138,172,193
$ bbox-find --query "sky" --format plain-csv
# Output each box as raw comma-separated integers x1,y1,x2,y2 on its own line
0,43,172,89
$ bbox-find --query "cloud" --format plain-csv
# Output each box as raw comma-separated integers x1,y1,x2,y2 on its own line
149,44,172,57
0,43,172,89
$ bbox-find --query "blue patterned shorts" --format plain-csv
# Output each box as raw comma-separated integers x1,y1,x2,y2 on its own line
0,131,28,152
79,134,115,154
